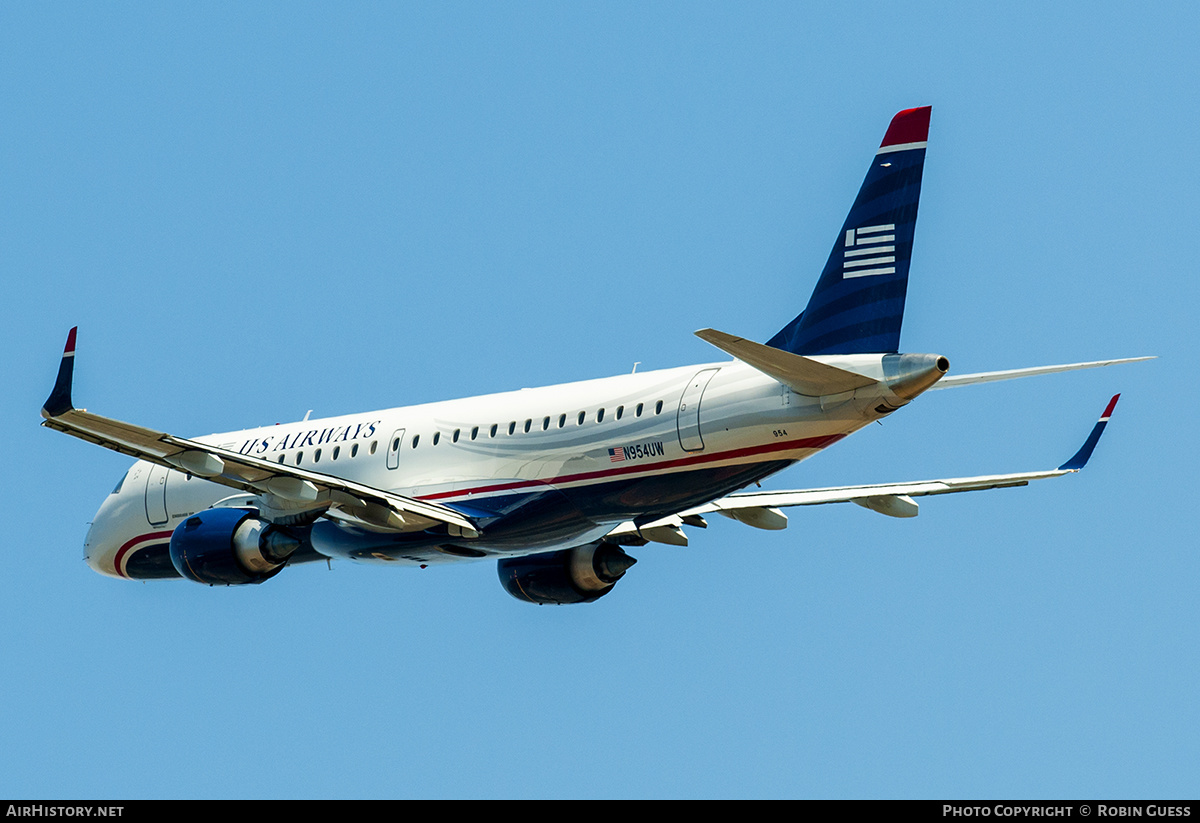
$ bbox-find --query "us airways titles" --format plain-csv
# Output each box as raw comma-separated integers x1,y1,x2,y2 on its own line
237,419,381,456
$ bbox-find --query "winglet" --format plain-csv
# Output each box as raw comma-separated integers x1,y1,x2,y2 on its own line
1058,394,1119,471
42,327,78,419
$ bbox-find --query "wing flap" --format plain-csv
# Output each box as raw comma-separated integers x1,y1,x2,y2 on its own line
692,470,1052,513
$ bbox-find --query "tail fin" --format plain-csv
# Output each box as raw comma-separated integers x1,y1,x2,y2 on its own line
767,106,930,356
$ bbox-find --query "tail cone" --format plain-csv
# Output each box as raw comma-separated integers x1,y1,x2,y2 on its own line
883,353,949,401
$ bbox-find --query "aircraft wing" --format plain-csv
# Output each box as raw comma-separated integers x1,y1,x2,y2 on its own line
608,395,1121,545
40,329,479,537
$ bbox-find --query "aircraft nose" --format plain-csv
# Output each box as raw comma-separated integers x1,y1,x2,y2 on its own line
83,469,183,580
83,481,143,579
84,512,122,578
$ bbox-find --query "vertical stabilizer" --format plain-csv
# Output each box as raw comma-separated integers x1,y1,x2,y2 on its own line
768,107,930,356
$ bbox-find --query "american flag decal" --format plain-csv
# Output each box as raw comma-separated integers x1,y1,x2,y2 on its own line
842,223,896,279
609,447,626,462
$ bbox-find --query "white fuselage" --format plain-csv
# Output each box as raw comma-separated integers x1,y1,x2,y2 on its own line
84,356,898,579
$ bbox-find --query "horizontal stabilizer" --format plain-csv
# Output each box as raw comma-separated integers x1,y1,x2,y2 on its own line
695,328,876,397
931,357,1153,390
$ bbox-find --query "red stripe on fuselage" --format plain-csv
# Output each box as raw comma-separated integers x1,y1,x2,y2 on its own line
416,433,846,502
112,530,173,579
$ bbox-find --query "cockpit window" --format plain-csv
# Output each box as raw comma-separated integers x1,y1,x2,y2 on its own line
111,470,129,495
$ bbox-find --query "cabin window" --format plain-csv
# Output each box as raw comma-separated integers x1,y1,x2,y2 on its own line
655,400,663,415
433,432,440,446
558,414,566,428
313,448,322,463
635,403,644,417
577,411,586,425
295,452,304,465
411,435,420,449
524,419,532,433
369,441,378,455
351,443,359,458
392,437,401,452
542,416,550,430
490,424,498,438
471,426,479,440
508,421,516,435
597,408,605,422
332,446,340,460
616,405,624,420
278,455,286,464
453,429,461,443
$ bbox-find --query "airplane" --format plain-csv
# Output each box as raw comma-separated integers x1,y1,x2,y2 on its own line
41,106,1151,604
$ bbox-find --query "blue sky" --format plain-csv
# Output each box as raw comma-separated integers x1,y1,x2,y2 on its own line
2,2,1195,799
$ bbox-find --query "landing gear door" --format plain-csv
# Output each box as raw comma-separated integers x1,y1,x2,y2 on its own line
677,368,719,452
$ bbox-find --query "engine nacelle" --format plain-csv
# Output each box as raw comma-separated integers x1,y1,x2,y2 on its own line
498,542,637,605
169,508,300,586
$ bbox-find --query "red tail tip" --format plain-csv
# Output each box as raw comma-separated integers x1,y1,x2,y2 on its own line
880,106,932,148
1102,394,1120,419
64,326,77,355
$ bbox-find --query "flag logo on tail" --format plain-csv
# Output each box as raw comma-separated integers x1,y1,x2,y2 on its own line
843,224,896,279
